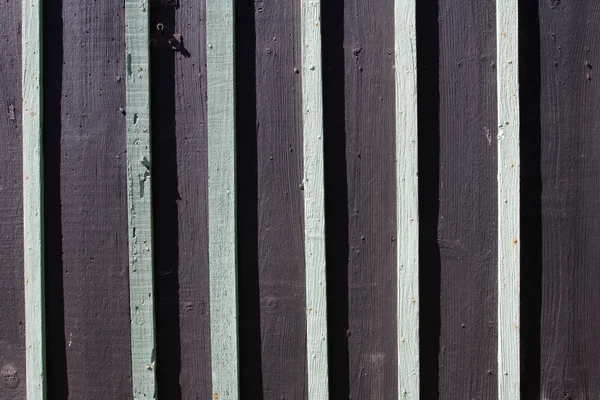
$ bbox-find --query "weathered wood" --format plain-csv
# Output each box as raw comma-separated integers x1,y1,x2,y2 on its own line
438,0,498,397
253,0,308,398
496,1,520,398
150,2,212,399
56,0,133,397
22,0,46,397
301,0,329,398
343,0,398,398
539,2,600,398
0,1,26,398
206,0,240,398
394,0,419,396
125,0,157,397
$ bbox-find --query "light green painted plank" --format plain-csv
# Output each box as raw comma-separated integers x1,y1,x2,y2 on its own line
394,0,419,397
496,1,520,399
22,0,46,398
125,1,157,398
301,0,329,399
206,0,239,399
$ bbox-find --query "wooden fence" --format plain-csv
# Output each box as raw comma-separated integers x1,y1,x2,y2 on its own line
1,0,598,398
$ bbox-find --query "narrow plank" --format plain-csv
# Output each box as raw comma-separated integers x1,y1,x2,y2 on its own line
539,2,600,398
0,0,26,398
438,0,498,397
394,0,419,395
301,0,329,398
150,2,212,399
206,0,239,397
56,1,133,397
253,0,307,398
343,0,398,397
496,1,520,398
21,0,46,397
125,0,157,397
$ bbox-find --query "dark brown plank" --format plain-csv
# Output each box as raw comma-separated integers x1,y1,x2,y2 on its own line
539,2,600,398
151,2,212,398
437,0,497,398
251,0,308,397
0,0,26,398
342,0,398,398
52,1,133,397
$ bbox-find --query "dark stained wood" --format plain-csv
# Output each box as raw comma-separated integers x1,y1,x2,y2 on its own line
0,0,26,398
437,0,497,398
56,1,133,397
252,0,308,397
151,2,212,398
342,0,398,398
539,2,600,398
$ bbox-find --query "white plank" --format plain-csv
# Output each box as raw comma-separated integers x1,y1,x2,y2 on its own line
206,0,240,398
124,1,157,397
301,0,329,399
496,0,520,398
394,0,420,396
22,0,46,398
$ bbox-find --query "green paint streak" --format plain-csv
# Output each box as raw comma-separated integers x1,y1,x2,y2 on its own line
206,0,240,399
22,0,47,398
125,1,157,398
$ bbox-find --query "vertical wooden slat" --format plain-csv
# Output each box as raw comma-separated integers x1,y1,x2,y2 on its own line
394,0,419,396
22,0,46,397
206,0,239,398
301,0,329,398
496,0,520,398
125,0,157,397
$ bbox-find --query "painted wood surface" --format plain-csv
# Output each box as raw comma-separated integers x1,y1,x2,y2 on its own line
496,1,520,398
539,1,600,398
394,0,419,396
21,0,46,398
206,0,240,398
0,1,26,398
125,0,157,397
300,0,329,398
438,0,498,397
43,0,134,397
150,2,212,399
343,0,399,398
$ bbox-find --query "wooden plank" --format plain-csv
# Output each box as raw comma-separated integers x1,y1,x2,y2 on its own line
300,0,329,398
394,0,419,396
206,0,239,398
253,0,308,398
150,2,212,399
53,0,133,397
21,0,46,397
343,0,398,397
539,2,600,398
437,0,498,397
125,0,157,397
0,0,26,398
496,1,520,398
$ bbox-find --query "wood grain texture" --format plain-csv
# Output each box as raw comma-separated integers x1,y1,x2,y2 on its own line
300,0,329,398
58,0,133,397
150,2,212,399
22,0,46,397
496,1,520,398
125,0,157,397
253,0,308,398
0,0,26,398
206,0,239,398
438,0,498,397
343,0,398,398
539,2,600,398
394,0,419,396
